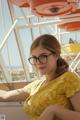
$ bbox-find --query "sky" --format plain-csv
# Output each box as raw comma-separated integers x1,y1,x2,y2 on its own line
0,0,80,70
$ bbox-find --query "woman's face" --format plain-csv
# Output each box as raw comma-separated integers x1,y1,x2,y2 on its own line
30,45,58,75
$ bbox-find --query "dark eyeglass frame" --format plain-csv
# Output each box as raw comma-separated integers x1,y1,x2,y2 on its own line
28,51,56,65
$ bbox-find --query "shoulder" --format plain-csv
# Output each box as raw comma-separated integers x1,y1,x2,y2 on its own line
63,71,80,80
23,79,43,93
63,71,80,98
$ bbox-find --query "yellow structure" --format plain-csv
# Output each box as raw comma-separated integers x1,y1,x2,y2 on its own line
62,44,80,54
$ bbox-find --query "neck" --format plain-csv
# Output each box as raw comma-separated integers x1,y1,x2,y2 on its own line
46,71,56,81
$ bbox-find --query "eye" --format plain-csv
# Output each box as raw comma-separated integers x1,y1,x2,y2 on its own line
39,55,47,59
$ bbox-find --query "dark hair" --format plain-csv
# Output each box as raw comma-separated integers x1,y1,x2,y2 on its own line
30,34,69,78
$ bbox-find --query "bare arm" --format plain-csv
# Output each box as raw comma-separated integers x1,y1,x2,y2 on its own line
52,105,80,120
0,87,30,102
39,91,80,120
0,80,40,102
54,91,80,120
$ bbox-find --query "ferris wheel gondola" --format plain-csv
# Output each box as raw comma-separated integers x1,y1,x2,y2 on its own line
58,9,80,31
28,0,76,16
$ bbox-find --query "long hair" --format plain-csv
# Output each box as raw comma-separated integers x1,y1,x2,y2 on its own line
30,34,69,78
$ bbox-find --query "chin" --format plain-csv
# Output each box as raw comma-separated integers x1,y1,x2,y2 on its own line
41,73,46,75
39,70,46,75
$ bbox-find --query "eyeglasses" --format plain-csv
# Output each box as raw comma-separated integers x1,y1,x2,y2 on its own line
28,53,54,65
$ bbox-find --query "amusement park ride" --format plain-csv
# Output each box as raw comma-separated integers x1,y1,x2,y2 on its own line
0,0,80,120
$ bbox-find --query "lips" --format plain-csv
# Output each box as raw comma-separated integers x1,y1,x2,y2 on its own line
38,66,46,70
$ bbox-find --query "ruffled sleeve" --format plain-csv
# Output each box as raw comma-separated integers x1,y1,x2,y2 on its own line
23,80,42,95
64,71,80,98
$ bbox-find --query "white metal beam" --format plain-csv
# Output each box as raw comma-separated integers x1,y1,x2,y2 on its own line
7,0,30,81
0,20,18,51
0,53,12,82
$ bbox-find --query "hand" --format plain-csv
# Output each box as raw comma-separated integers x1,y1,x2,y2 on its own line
39,105,56,120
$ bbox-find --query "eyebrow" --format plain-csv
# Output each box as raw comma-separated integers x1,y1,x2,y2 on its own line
32,52,51,57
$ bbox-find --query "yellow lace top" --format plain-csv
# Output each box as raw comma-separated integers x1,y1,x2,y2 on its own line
24,71,80,120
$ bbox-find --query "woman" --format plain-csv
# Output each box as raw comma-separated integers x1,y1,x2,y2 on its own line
0,34,80,120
